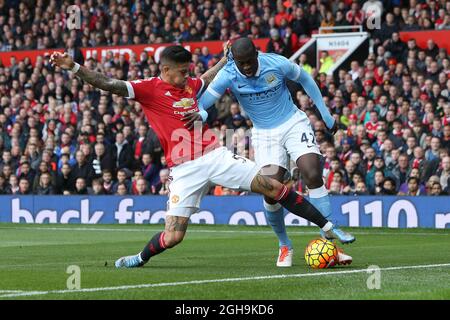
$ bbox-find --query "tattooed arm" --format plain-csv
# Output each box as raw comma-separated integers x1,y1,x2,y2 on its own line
200,40,231,87
50,52,129,97
200,56,228,87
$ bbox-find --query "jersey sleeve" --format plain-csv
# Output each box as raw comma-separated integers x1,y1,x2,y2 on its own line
277,55,303,82
198,68,232,109
206,68,231,100
125,79,154,103
191,78,206,99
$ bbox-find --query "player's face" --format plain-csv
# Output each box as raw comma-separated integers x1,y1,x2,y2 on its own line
233,51,258,77
163,62,190,88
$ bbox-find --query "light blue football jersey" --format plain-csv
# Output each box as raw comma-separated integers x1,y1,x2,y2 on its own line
203,52,305,129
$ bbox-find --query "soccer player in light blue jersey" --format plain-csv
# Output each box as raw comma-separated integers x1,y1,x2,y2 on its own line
190,38,355,267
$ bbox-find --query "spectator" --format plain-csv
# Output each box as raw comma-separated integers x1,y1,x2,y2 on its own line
115,182,129,196
73,177,88,195
430,182,447,196
18,177,31,195
354,181,369,195
55,163,74,194
0,173,7,194
112,169,131,194
398,168,426,195
153,168,170,195
89,178,106,195
8,175,20,194
141,153,160,189
32,161,55,192
34,172,55,195
266,28,291,57
92,142,115,178
71,150,94,186
17,161,35,184
112,132,134,175
438,156,450,191
400,176,423,196
381,177,397,195
134,177,149,196
101,169,114,195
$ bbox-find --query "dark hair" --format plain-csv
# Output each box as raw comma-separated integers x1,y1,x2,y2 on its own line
160,46,192,65
408,176,419,184
19,177,29,183
384,176,396,187
375,169,385,177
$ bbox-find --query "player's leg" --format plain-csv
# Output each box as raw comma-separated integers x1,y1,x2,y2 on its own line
296,153,354,243
139,213,190,262
209,148,335,236
252,128,293,266
250,173,352,245
115,161,208,268
286,116,355,244
260,165,293,267
115,214,191,268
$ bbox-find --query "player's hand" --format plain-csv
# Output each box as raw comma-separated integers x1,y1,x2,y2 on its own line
223,40,232,59
181,112,203,130
328,121,338,135
50,52,75,70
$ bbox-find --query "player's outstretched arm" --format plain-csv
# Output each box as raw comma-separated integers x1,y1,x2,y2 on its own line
183,42,232,129
297,70,337,133
50,52,129,97
200,40,231,87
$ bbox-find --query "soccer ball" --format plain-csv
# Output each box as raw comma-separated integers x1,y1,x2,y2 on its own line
304,238,338,269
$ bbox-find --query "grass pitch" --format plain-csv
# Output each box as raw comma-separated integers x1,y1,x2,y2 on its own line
0,223,449,300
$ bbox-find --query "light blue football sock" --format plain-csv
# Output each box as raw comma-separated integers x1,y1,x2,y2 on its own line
263,200,292,249
308,185,332,220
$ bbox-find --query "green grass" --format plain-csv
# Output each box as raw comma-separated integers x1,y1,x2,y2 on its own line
0,223,449,300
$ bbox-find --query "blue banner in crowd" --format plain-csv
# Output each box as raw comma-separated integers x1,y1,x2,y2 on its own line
0,195,449,229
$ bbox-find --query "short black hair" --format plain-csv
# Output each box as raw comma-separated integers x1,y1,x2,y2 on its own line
231,37,256,57
160,46,192,65
408,176,419,184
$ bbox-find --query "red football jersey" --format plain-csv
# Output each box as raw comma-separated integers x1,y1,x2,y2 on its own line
126,77,219,167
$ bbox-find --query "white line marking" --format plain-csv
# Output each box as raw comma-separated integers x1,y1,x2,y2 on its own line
1,263,449,298
0,226,448,237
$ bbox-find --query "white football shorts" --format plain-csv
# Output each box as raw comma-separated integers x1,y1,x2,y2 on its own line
251,110,321,170
167,147,259,217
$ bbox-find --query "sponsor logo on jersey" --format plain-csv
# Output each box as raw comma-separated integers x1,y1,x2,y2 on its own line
173,98,195,109
239,83,282,100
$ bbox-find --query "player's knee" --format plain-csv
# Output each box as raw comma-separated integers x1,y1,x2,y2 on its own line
301,167,322,187
163,232,185,248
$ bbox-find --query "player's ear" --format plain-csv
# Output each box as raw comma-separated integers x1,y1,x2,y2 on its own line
160,64,169,74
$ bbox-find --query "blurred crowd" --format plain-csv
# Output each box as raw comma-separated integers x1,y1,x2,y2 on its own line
0,0,449,196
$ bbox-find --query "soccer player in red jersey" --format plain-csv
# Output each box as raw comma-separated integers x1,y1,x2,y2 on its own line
50,46,348,268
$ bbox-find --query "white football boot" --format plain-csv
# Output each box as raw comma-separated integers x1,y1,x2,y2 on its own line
276,245,294,267
336,248,352,266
